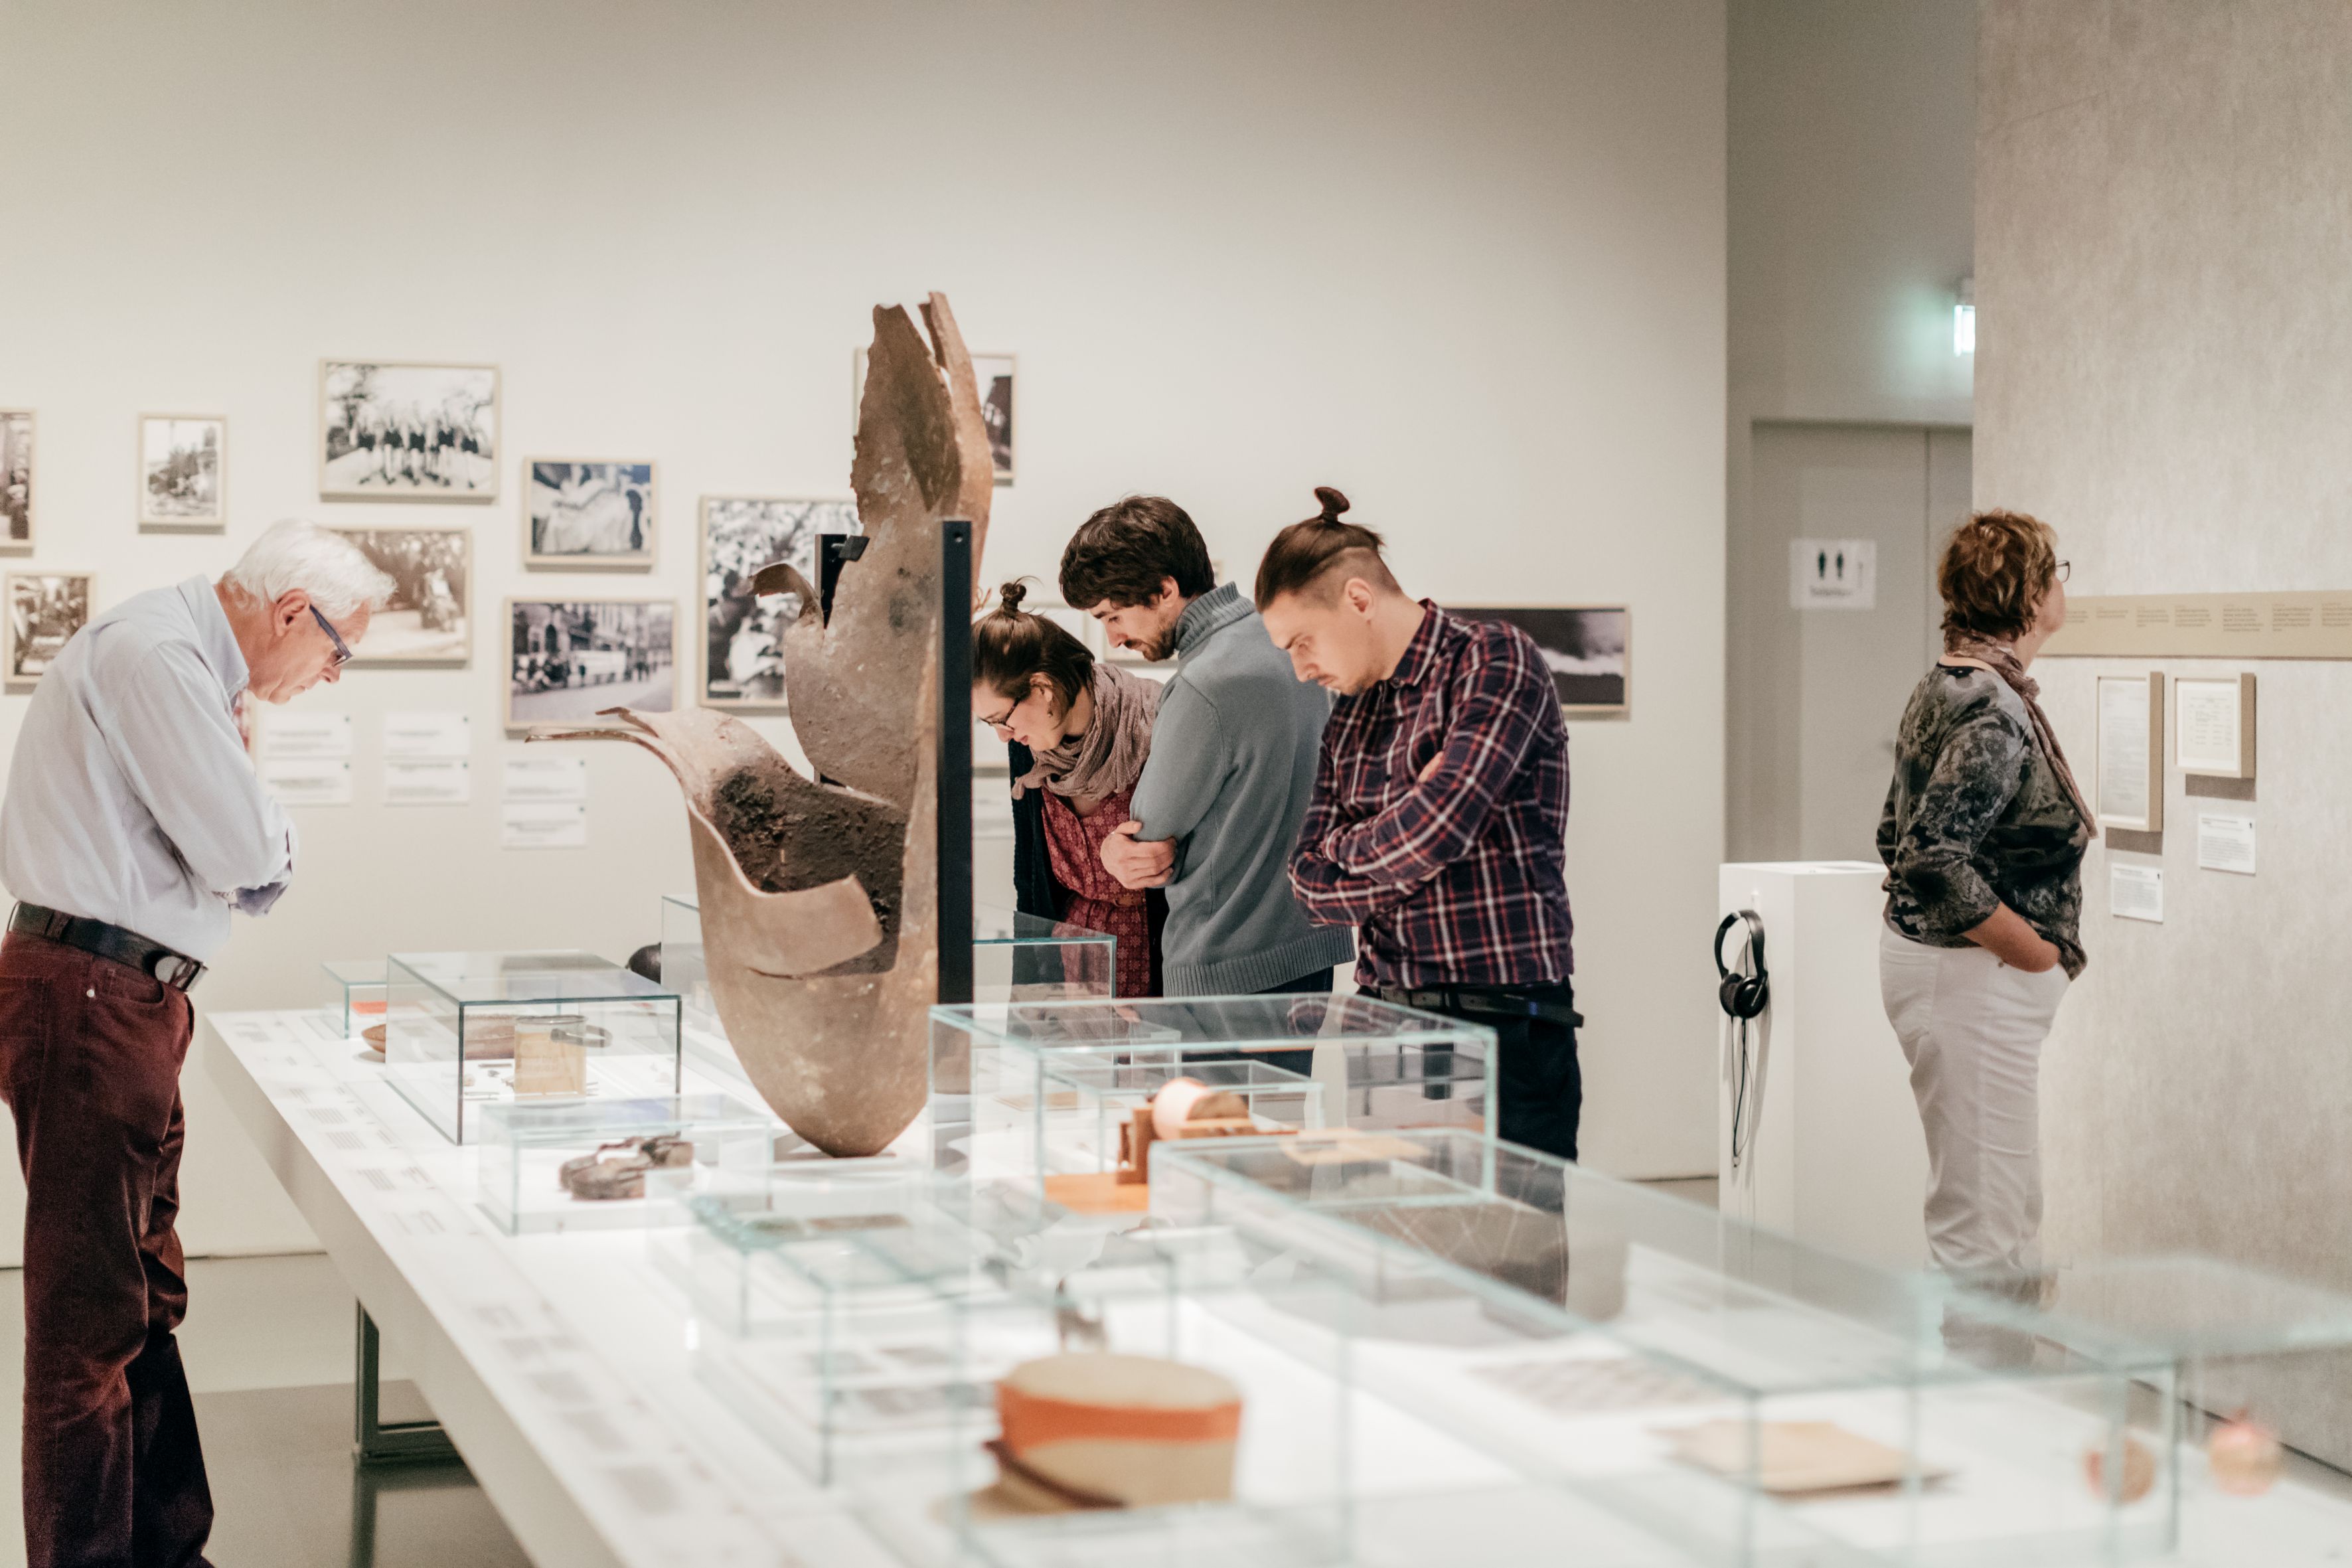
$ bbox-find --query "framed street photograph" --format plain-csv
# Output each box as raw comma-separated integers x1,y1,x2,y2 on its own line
524,459,657,569
0,410,33,550
699,496,858,709
1454,605,1632,717
137,414,227,530
319,360,499,500
854,348,1014,484
5,571,93,685
331,526,471,666
507,598,677,729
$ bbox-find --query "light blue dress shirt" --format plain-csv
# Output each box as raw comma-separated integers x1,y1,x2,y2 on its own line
0,576,295,961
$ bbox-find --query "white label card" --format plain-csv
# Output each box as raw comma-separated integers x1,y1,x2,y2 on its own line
262,711,353,759
384,759,470,806
260,757,353,806
2110,862,2164,923
2195,813,2256,876
503,755,587,801
501,801,586,848
384,712,470,759
1789,538,1877,611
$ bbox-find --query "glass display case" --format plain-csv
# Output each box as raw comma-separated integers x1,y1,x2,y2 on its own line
1945,1255,2352,1562
476,1092,777,1234
658,893,716,1036
322,957,386,1040
1150,1129,2167,1568
670,1170,1057,1483
927,995,1493,1198
974,902,1118,1003
382,951,682,1144
659,897,1119,1047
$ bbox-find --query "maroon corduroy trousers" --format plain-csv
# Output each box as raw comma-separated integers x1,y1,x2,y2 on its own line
0,931,213,1568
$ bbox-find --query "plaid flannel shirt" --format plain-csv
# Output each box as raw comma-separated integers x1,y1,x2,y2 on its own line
1288,602,1574,988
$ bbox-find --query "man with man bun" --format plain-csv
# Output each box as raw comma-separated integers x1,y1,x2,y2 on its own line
1257,487,1582,1159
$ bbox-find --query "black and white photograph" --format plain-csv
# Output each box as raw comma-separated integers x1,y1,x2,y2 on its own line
138,414,226,529
974,353,1014,482
0,410,31,548
507,598,676,728
1456,605,1631,716
854,349,1014,483
6,571,92,684
525,459,657,568
331,526,471,665
319,360,499,500
700,497,858,708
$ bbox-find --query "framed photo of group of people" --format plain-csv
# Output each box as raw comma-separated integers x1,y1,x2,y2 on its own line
0,337,970,734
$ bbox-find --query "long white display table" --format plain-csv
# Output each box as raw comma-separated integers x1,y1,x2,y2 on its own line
209,1008,2352,1568
206,1007,897,1568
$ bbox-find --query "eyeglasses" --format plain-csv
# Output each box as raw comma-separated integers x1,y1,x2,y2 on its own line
307,603,353,668
2055,560,2071,584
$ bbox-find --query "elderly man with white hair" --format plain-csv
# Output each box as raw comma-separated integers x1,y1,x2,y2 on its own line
0,520,390,1568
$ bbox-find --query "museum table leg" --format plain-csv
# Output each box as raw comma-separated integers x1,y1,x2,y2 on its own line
351,1305,460,1468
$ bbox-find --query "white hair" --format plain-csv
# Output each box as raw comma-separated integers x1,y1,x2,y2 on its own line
224,519,397,619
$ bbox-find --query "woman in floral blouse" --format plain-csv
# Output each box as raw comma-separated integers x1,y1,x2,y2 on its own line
973,582,1163,998
1878,509,2092,1275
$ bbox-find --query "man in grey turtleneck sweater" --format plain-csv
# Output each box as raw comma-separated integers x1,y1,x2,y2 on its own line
1060,496,1354,1008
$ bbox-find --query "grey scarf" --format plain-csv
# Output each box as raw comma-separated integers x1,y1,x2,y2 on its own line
1012,663,1159,815
1944,632,2098,840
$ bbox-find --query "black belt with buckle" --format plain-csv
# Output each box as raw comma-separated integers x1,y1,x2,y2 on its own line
9,902,206,991
1377,983,1583,1030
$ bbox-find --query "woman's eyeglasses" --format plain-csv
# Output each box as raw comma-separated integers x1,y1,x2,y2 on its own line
2055,560,2071,584
308,603,353,668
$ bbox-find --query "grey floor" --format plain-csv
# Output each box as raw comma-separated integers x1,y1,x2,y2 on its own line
0,1253,528,1568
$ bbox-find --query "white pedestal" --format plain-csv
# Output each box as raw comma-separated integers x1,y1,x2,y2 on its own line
1717,862,1928,1269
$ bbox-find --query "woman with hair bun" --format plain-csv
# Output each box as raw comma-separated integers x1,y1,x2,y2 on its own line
1878,509,2092,1275
972,580,1164,996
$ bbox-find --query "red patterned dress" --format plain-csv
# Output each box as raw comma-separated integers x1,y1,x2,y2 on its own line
1038,784,1159,998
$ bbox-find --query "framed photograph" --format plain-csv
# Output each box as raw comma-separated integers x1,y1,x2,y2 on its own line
700,497,859,708
507,598,677,729
524,459,657,569
1454,605,1631,716
2095,672,2165,833
0,410,33,550
2175,672,2255,780
854,349,1014,484
331,526,472,666
5,571,92,684
137,414,227,530
319,360,499,501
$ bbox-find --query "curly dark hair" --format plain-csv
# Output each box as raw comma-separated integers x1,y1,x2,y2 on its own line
1939,509,2060,641
1058,495,1215,609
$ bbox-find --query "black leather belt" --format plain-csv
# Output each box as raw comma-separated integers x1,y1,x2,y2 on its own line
1375,983,1583,1030
8,903,206,991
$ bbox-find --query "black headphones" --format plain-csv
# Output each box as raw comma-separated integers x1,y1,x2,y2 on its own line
1713,910,1769,1020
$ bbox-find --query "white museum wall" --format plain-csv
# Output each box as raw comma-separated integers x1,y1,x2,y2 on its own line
0,0,1729,1258
1723,0,1978,860
1976,0,2352,1466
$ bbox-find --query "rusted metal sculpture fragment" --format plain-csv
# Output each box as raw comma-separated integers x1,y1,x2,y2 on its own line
534,293,988,1156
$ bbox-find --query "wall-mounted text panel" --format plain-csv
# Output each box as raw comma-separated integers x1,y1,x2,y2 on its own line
2043,592,2352,658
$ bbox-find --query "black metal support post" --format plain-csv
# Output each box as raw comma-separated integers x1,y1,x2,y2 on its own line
937,518,974,1006
817,532,868,620
352,1306,459,1468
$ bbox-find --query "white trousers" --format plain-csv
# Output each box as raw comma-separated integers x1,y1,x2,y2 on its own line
1879,927,2071,1273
